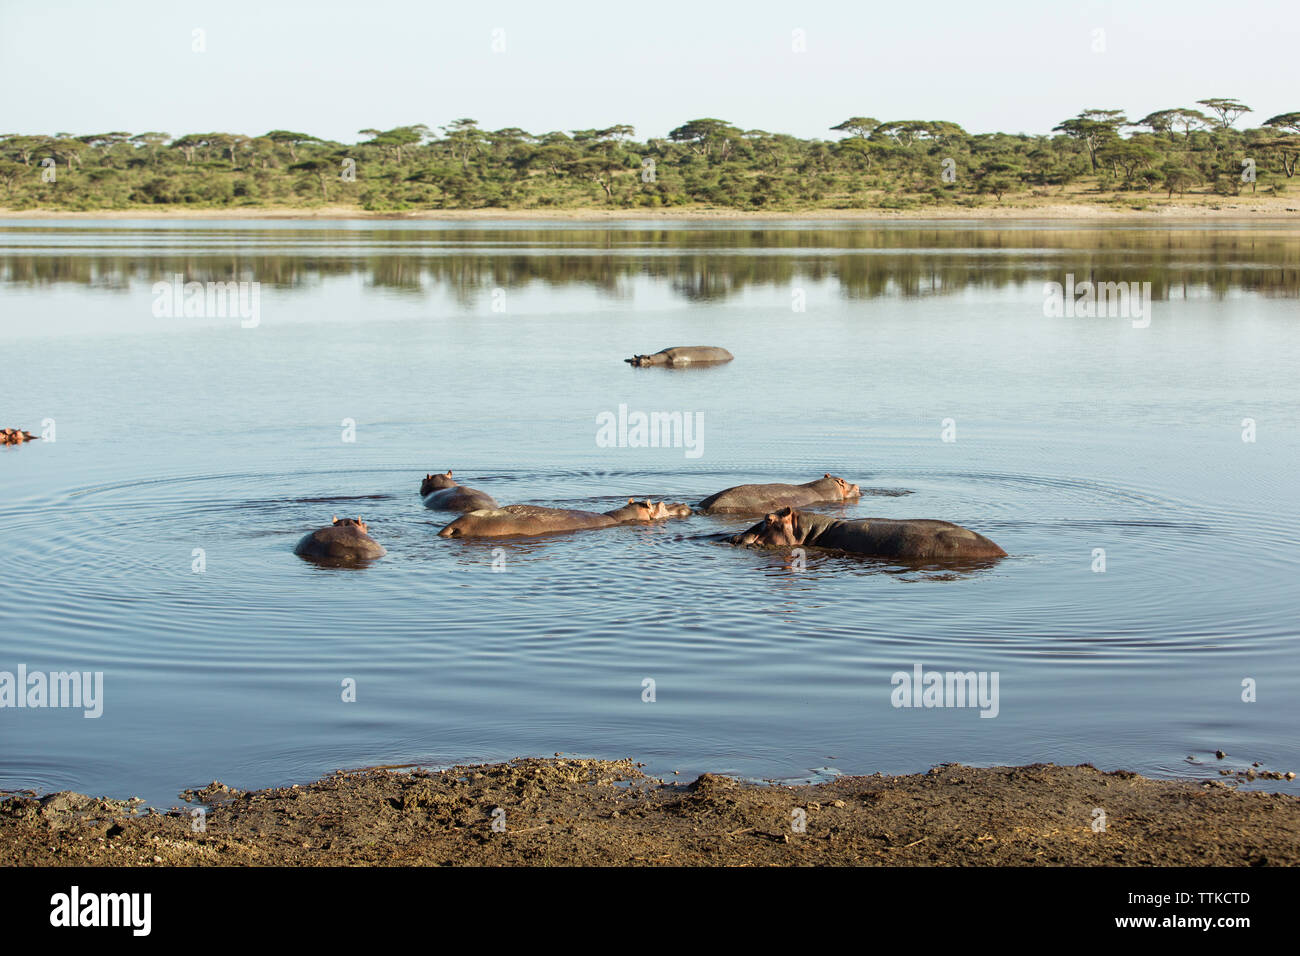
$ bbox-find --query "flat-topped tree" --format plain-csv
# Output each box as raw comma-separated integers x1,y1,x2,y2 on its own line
440,119,485,170
668,119,741,159
874,121,960,146
264,131,319,162
289,158,335,199
0,135,51,165
1053,110,1127,170
1098,140,1158,181
1260,115,1300,178
1168,108,1212,139
975,159,1023,201
1135,110,1181,135
129,132,171,164
362,125,429,164
1196,99,1252,130
1264,113,1300,136
830,117,881,139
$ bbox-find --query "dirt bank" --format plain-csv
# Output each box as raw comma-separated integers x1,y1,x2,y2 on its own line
3,758,1297,866
0,198,1297,221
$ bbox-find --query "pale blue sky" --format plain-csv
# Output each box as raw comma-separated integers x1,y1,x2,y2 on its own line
1,0,1291,142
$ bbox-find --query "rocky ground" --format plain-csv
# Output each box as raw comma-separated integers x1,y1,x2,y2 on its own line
3,758,1298,866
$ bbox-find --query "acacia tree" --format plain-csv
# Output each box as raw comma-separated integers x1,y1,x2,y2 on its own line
1160,162,1200,197
289,158,333,199
129,132,171,164
1135,110,1180,136
265,130,318,162
1053,110,1127,169
0,160,26,194
1261,114,1300,177
668,119,741,159
830,116,881,139
1197,98,1252,130
1168,108,1212,140
363,125,429,164
975,159,1023,201
1098,141,1158,183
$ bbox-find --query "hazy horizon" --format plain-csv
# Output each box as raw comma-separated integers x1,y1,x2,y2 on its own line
1,0,1292,143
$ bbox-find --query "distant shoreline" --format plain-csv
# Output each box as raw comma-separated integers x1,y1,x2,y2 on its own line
1,200,1297,222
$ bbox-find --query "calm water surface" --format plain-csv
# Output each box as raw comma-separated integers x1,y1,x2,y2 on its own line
1,219,1298,805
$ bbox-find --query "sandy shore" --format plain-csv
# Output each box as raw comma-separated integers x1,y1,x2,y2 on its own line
1,199,1297,221
3,758,1297,866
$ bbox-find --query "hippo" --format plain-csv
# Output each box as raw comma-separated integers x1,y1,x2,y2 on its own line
0,429,38,446
294,516,387,562
603,497,676,523
438,499,677,538
419,470,499,513
729,507,1006,562
625,346,733,368
697,474,861,515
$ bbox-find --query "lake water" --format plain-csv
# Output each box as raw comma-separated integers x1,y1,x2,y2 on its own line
1,219,1298,806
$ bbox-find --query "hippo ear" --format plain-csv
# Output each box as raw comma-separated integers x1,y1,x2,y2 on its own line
445,470,453,477
332,514,338,523
426,473,432,479
824,473,831,479
628,497,635,504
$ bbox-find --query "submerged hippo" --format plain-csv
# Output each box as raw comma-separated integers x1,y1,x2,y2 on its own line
294,516,387,562
730,507,1006,561
438,499,678,538
0,428,38,446
625,346,733,368
697,474,861,515
419,470,499,513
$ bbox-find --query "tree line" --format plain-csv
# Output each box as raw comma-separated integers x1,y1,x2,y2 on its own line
1,99,1296,211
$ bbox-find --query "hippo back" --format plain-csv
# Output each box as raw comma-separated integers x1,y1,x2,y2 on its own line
661,346,733,366
811,517,1006,561
294,525,387,562
423,485,500,513
697,479,828,515
439,505,617,538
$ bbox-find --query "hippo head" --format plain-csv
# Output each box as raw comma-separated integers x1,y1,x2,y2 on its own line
420,470,457,495
824,473,861,500
625,354,650,367
734,507,804,547
332,515,369,534
661,502,694,517
624,497,670,521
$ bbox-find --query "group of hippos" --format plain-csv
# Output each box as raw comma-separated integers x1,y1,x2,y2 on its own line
295,346,1006,567
0,428,39,446
294,471,1007,566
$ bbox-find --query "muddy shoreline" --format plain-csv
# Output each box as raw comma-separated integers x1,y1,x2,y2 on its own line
3,758,1297,866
